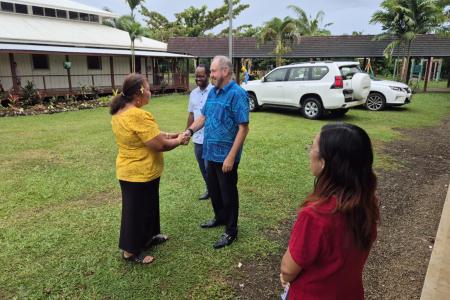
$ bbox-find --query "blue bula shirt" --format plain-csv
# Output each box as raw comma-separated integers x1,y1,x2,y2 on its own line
201,80,250,163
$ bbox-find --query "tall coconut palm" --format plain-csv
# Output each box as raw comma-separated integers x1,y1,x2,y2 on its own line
127,0,144,20
287,5,333,36
259,17,299,67
121,18,146,73
103,14,133,31
371,0,446,82
125,0,145,73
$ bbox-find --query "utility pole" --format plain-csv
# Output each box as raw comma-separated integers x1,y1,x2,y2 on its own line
228,0,233,60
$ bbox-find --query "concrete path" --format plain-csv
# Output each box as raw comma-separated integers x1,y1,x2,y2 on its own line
421,184,450,300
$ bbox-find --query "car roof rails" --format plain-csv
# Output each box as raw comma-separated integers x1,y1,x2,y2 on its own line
289,61,316,65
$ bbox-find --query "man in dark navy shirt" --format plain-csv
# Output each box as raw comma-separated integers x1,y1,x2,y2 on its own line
184,55,250,249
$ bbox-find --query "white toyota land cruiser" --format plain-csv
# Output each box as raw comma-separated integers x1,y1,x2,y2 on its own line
242,61,371,119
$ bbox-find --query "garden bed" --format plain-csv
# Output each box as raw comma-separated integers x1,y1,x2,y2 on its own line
0,98,110,117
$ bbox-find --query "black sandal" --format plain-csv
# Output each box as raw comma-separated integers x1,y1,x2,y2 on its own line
122,252,155,264
145,234,169,248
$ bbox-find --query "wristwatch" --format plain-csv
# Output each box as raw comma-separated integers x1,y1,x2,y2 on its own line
187,128,194,136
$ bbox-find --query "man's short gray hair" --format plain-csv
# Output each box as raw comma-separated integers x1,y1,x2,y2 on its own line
212,55,233,76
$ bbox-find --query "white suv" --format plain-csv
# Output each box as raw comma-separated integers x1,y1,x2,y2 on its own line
242,61,371,119
365,78,412,111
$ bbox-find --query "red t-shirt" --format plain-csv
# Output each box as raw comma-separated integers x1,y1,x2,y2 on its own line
288,197,375,300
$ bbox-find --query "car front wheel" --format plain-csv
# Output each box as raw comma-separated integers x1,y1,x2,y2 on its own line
248,93,259,112
365,92,386,111
301,97,323,120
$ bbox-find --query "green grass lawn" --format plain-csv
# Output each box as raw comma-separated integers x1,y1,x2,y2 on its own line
1,93,450,299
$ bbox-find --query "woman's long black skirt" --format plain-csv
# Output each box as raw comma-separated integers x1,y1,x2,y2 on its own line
118,177,161,254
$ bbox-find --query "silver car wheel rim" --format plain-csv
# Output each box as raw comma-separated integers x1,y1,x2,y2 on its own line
367,95,383,110
249,97,255,110
305,102,318,117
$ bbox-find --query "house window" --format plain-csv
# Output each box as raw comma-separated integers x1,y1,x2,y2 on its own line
32,6,44,15
44,7,56,17
56,9,67,18
32,54,49,70
69,11,79,20
0,2,14,12
14,3,27,14
89,14,99,22
87,56,102,70
79,13,89,21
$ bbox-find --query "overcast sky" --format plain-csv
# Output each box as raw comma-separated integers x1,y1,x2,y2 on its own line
77,0,384,35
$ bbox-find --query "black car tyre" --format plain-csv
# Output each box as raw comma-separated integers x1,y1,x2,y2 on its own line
301,97,323,120
248,93,260,112
365,92,386,111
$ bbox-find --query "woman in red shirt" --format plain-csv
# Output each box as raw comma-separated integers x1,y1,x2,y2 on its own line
280,123,379,299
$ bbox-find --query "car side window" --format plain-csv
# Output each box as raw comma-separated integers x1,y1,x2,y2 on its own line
265,68,288,82
311,66,329,80
339,66,362,80
288,67,309,81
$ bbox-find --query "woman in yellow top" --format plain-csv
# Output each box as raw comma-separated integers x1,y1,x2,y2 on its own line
110,73,186,264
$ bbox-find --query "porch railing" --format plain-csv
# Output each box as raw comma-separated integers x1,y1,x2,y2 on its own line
0,72,189,96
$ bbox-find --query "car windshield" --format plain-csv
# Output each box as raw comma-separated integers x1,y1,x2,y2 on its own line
339,65,363,80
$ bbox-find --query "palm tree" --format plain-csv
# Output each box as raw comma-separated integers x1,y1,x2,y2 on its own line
103,14,133,31
288,5,333,36
371,0,446,82
126,0,144,20
259,17,299,67
125,0,145,73
121,18,146,73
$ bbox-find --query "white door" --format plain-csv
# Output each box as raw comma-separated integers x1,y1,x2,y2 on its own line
282,67,311,106
257,68,288,104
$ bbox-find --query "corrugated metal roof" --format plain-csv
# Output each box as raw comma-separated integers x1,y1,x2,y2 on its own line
6,0,117,17
168,35,450,58
0,43,193,57
0,12,167,51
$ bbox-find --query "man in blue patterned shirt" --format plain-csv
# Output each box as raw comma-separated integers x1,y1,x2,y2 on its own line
184,55,250,249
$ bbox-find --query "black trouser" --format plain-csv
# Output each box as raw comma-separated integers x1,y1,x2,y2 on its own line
207,161,239,236
194,143,208,191
119,178,160,254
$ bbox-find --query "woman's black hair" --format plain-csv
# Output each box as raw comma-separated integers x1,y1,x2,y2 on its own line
110,73,146,115
303,122,379,250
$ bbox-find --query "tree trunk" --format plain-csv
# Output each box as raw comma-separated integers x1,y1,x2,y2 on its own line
394,43,400,79
400,41,408,82
131,40,135,73
276,56,281,67
405,39,413,84
275,39,281,67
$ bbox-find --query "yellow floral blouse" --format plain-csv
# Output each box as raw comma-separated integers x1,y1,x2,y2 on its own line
111,107,163,182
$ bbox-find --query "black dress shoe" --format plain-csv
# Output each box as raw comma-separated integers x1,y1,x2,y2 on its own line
198,191,209,200
200,219,222,228
213,233,236,249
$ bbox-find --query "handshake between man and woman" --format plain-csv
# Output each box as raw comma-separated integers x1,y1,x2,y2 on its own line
167,128,196,146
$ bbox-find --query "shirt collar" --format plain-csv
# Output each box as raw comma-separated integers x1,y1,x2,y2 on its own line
214,80,235,94
198,83,213,94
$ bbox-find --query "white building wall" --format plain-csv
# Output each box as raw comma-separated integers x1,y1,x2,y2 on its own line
146,57,154,85
1,53,166,93
0,53,13,90
113,56,130,88
68,55,112,89
13,53,67,89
